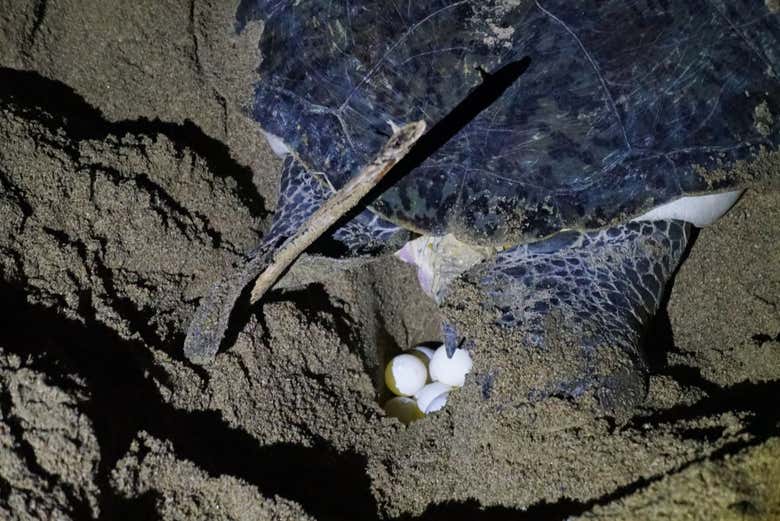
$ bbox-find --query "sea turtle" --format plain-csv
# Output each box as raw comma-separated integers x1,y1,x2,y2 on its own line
184,0,779,411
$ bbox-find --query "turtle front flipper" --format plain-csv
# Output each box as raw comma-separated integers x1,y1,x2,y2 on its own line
184,121,425,364
458,220,691,414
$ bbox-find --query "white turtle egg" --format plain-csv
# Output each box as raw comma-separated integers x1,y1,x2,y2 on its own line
411,345,436,361
384,354,427,396
383,397,424,425
426,393,449,413
409,345,436,375
414,382,452,414
429,344,473,387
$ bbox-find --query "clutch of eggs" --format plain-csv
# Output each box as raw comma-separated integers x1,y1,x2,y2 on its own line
383,343,472,424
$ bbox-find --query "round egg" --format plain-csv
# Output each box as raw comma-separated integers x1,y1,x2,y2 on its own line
384,353,427,396
414,382,451,414
383,397,424,425
429,345,473,387
410,345,436,364
409,345,437,379
426,393,448,413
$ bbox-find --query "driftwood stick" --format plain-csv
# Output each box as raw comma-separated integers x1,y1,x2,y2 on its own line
250,120,426,303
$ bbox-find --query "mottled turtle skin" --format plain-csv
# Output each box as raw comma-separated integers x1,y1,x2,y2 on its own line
185,0,779,412
236,0,779,246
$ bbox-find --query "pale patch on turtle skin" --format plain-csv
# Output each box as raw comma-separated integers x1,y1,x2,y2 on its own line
261,129,291,156
632,190,743,228
395,234,490,302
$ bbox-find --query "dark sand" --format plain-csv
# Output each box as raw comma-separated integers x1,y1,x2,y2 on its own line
0,1,778,520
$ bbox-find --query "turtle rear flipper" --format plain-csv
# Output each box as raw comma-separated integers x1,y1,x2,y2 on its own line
183,156,324,364
184,122,424,364
461,220,691,414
